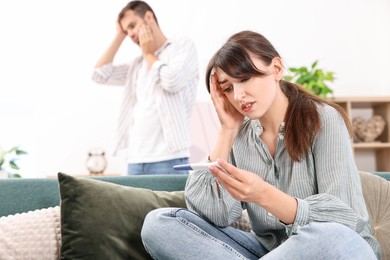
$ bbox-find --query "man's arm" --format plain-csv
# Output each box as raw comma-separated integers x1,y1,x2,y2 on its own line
95,23,127,68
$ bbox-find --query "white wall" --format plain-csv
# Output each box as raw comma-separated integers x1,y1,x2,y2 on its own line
1,0,389,177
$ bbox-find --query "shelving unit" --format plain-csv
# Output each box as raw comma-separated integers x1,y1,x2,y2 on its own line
328,97,390,172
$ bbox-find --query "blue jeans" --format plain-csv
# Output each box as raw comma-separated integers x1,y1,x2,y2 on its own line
141,208,378,260
127,158,189,175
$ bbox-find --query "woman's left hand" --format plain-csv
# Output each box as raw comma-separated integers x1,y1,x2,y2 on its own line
210,159,298,224
209,159,267,204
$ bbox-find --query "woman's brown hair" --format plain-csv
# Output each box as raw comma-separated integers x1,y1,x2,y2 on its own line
206,30,353,162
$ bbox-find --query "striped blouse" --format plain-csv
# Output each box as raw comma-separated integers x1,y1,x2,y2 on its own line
185,104,381,259
92,37,199,155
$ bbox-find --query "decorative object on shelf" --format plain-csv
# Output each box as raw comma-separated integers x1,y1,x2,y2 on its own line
330,97,390,172
283,60,335,98
0,146,27,178
352,115,386,142
86,148,107,175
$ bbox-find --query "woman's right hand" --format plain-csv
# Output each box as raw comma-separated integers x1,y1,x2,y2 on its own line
210,73,245,131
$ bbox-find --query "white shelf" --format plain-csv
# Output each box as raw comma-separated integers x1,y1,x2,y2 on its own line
330,96,390,171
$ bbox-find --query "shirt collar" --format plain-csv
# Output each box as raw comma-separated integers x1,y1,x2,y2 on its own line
155,39,172,56
251,120,285,137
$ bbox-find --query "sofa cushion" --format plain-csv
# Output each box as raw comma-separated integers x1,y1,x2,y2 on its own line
360,171,390,260
230,209,251,232
58,172,186,260
0,206,61,260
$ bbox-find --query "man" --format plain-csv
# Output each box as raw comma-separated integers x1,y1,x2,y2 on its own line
92,1,199,175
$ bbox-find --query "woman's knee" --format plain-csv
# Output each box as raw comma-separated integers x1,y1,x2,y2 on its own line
306,222,358,239
142,208,172,236
296,222,358,242
265,222,375,260
141,208,183,245
298,222,375,259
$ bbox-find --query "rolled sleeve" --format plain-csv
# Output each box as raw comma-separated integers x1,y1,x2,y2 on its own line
92,63,131,86
149,60,164,81
289,198,310,235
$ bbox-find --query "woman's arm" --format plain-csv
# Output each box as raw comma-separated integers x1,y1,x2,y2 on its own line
185,126,244,226
185,71,246,226
292,105,370,233
209,159,298,225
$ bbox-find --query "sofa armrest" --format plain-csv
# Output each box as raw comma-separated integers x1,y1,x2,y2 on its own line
0,178,60,218
372,172,390,181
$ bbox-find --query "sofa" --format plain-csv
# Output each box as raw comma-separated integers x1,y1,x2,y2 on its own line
0,171,389,260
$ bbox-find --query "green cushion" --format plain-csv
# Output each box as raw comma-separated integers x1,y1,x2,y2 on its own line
58,172,186,260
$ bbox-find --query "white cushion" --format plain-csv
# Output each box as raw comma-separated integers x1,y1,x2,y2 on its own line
0,206,61,260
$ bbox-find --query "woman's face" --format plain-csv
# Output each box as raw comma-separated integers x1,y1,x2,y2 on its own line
215,56,282,120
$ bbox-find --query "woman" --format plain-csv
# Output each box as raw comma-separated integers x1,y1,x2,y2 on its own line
141,30,381,259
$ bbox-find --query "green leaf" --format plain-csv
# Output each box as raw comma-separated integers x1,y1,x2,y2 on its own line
324,72,335,81
311,60,318,69
298,67,308,73
297,75,311,84
8,146,19,153
289,67,300,73
16,149,28,155
9,160,20,170
8,173,22,178
306,81,314,91
285,60,335,98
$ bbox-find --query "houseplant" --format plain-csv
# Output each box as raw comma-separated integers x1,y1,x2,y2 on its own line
283,60,335,98
0,146,27,178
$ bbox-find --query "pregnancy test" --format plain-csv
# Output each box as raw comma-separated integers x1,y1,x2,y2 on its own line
173,161,222,171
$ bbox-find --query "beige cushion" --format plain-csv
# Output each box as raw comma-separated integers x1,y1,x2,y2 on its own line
0,206,61,260
230,209,251,232
360,171,390,260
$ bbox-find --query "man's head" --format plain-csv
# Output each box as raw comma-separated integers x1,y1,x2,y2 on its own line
118,1,159,44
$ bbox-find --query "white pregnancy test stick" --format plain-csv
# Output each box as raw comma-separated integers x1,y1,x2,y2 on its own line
173,161,221,171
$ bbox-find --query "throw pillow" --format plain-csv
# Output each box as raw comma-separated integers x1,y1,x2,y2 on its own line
58,172,186,260
359,171,390,259
230,209,251,232
0,206,61,260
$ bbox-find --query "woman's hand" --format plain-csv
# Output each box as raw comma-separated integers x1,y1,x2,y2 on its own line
209,159,267,204
210,74,244,131
209,159,298,224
